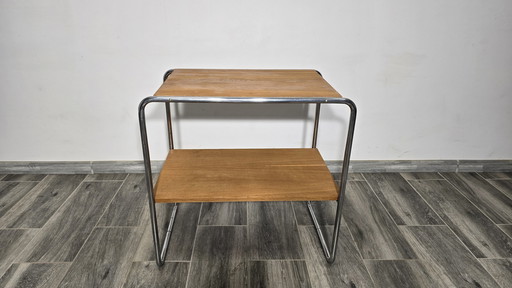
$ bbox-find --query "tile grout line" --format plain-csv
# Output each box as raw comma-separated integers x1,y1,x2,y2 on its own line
405,178,484,260
440,173,506,226
400,176,445,227
64,180,125,264
477,171,512,180
481,177,512,202
0,176,50,228
475,257,507,288
405,177,498,261
93,176,129,227
10,175,88,265
361,174,401,227
343,177,377,286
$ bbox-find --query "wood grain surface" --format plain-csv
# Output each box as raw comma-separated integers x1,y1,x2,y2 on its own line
364,173,442,225
135,203,201,261
58,227,141,288
0,175,85,228
410,180,512,258
442,172,512,224
488,179,512,198
97,174,147,227
18,181,121,262
85,173,128,181
199,202,247,225
248,202,304,260
1,172,511,287
343,181,417,259
365,260,454,287
0,182,38,218
499,224,512,238
155,69,341,98
299,226,374,288
402,226,499,287
399,172,444,180
293,201,337,226
249,261,311,288
188,226,248,288
155,148,338,203
122,262,188,288
477,172,512,180
0,263,70,288
1,174,47,181
479,259,512,288
0,229,38,277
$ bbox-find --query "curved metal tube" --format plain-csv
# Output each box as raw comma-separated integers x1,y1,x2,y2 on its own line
139,99,178,266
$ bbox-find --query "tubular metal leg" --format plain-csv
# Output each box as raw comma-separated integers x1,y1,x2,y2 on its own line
165,103,174,150
163,70,175,150
307,100,357,263
312,103,321,148
139,98,178,267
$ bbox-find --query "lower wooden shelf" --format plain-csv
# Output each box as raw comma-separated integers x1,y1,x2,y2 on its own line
154,148,338,203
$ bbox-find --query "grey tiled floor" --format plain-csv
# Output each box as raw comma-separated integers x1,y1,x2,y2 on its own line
0,172,511,287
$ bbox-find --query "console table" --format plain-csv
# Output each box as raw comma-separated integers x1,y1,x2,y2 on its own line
138,69,357,266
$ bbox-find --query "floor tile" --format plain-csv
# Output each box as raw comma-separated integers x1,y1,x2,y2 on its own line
0,182,38,218
498,225,512,238
0,263,70,288
248,202,304,260
0,229,38,277
477,172,512,180
188,226,248,288
18,181,121,262
331,173,365,182
135,203,201,261
122,261,188,288
1,174,47,181
401,226,499,287
365,260,454,287
97,174,147,227
343,181,417,259
400,172,443,180
479,259,512,288
293,201,338,226
199,202,247,225
58,227,141,288
249,260,311,288
85,173,128,181
487,179,512,199
442,173,512,224
299,226,374,288
410,180,512,258
365,173,443,225
0,175,86,228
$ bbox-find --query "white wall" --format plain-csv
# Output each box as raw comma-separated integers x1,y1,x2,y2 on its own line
1,0,511,161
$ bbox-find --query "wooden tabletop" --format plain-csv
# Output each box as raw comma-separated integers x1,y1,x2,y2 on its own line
154,69,342,98
154,148,339,203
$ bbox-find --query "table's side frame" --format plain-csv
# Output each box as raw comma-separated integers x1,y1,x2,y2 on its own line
138,74,357,266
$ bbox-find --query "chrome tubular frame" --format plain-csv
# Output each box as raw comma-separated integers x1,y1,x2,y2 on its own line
138,70,357,266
